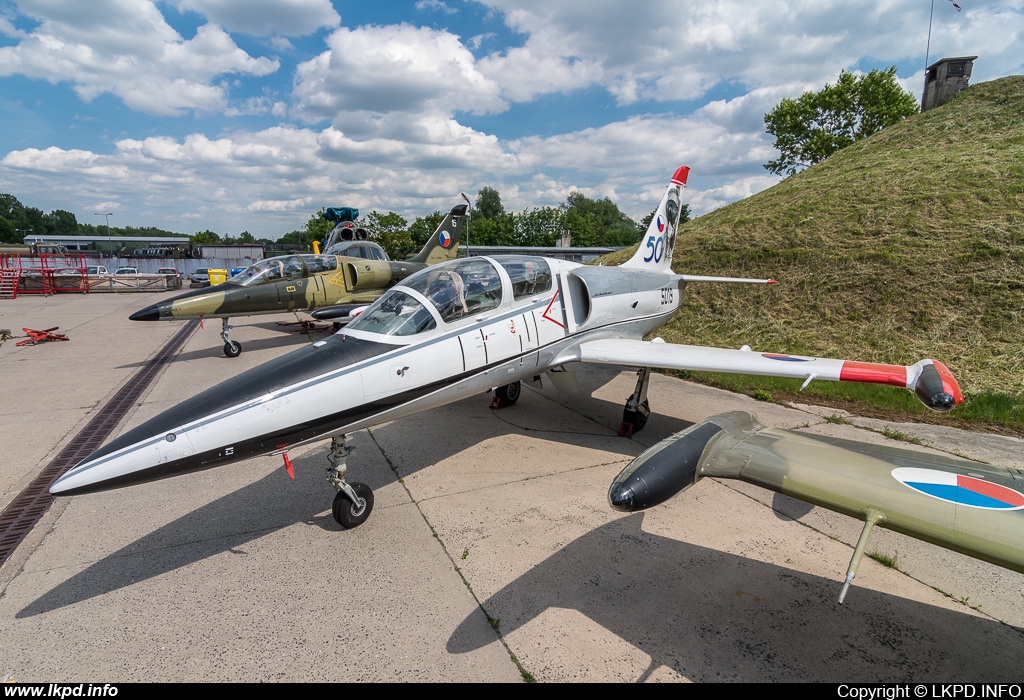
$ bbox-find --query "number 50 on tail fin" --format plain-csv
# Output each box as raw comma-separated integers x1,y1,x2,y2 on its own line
622,166,689,273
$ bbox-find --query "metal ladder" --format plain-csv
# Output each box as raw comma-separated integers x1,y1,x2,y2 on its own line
0,268,20,299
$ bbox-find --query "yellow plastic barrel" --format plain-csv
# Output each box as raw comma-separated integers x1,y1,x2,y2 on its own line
208,269,227,285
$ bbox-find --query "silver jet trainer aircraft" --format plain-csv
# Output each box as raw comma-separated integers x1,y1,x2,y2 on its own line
54,167,997,600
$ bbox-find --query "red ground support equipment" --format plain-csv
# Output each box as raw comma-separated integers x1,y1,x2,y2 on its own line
0,266,20,299
1,253,89,295
16,327,70,346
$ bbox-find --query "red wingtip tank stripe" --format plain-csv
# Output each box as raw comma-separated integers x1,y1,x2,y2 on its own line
838,361,909,388
931,359,964,405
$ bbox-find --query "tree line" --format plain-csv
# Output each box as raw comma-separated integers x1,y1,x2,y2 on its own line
290,187,690,259
0,193,189,244
1,186,689,260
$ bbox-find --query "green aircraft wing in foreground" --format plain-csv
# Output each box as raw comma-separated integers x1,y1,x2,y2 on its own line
610,409,1024,602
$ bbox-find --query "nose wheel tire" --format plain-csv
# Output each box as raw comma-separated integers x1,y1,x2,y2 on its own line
495,381,521,406
332,482,374,529
223,341,242,358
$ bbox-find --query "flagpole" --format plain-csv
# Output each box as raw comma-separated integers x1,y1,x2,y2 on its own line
923,0,935,99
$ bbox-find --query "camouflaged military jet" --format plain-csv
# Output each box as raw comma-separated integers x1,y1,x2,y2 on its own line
59,167,1012,603
129,204,466,357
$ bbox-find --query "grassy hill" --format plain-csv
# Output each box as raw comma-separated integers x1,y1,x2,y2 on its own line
607,76,1024,426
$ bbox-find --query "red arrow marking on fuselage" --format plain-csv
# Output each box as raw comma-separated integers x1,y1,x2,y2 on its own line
541,291,565,328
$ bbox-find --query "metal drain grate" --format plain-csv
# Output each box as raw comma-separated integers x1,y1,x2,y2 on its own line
0,320,200,567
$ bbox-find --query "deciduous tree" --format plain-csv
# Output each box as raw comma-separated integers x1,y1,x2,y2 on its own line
764,67,918,176
365,211,412,259
473,186,504,220
408,211,444,248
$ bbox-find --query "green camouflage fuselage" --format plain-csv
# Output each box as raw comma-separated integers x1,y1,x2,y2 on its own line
154,258,424,320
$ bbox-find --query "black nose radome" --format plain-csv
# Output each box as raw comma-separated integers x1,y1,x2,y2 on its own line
129,305,161,321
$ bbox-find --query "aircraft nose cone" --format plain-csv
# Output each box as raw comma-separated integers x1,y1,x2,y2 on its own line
608,483,636,512
129,304,161,321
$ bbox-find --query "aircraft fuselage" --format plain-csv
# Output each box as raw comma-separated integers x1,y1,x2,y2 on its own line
52,257,683,495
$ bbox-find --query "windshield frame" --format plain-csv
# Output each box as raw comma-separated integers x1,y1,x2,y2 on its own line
342,287,443,342
227,254,333,286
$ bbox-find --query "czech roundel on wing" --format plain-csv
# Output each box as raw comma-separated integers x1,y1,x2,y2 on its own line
893,468,1024,510
439,231,452,248
762,353,813,363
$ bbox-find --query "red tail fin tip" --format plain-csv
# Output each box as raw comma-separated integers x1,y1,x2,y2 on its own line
671,166,690,186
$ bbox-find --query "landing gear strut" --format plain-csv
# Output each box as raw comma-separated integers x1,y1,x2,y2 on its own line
619,367,652,437
326,435,374,528
221,318,241,358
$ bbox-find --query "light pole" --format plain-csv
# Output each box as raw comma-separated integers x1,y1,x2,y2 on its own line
460,192,471,258
95,212,113,258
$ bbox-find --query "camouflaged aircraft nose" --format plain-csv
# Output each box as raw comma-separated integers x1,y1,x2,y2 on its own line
129,304,162,321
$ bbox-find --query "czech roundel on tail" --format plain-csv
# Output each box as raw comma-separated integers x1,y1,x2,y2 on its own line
54,167,991,601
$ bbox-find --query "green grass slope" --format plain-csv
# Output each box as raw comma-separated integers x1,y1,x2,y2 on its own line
610,76,1024,412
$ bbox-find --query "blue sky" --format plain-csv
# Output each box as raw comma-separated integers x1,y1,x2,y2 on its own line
0,0,1020,237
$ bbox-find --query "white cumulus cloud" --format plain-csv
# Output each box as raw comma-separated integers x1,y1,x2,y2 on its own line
0,0,279,116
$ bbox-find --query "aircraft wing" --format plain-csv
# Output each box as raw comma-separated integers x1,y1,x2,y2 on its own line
608,409,1024,601
577,338,962,412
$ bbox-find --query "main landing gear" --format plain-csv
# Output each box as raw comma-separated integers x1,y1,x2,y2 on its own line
326,435,374,528
619,367,652,437
490,381,521,409
220,318,242,358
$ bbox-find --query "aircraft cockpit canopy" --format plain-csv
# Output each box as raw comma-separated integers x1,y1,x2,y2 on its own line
494,256,552,300
403,258,503,323
326,241,390,261
228,254,338,286
345,291,437,337
347,258,505,335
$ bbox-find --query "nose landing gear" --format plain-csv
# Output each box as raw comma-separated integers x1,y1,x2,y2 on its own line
326,435,374,528
220,318,242,358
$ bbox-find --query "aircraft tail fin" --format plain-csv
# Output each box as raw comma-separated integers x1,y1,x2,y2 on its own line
407,204,466,264
621,166,689,273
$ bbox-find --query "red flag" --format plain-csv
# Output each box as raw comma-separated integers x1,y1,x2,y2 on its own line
949,0,962,11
